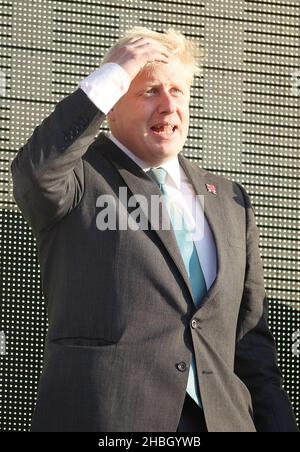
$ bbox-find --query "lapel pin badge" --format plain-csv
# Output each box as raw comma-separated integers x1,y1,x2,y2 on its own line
205,183,217,195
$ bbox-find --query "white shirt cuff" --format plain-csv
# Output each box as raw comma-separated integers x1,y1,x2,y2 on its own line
78,63,131,114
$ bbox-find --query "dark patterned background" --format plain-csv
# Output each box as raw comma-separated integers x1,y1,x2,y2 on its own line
0,0,299,431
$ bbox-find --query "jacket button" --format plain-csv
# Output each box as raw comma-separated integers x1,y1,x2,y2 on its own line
176,362,188,372
191,319,199,329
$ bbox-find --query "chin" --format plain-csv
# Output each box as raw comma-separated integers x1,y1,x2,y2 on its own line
158,143,181,155
148,147,179,164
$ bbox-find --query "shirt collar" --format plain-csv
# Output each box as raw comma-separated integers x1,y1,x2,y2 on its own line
106,132,181,189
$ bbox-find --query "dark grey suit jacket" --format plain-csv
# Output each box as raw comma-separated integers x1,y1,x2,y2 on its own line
11,88,298,432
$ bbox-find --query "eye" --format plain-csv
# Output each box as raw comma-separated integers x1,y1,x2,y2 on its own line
146,87,157,95
171,87,183,95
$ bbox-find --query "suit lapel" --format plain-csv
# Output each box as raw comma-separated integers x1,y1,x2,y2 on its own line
178,154,225,306
96,134,195,303
95,134,225,309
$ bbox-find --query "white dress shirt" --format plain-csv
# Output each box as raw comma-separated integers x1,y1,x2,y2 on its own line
79,65,217,292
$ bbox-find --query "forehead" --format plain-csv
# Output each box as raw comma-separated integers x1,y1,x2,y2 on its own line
136,57,191,87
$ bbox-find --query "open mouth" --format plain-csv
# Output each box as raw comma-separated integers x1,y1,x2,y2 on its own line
150,123,178,137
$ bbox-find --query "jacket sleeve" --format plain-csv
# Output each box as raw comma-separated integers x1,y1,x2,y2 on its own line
234,182,298,432
10,88,106,233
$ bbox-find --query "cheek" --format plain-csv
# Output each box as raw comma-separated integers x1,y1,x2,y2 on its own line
179,108,190,126
127,105,147,124
177,100,189,116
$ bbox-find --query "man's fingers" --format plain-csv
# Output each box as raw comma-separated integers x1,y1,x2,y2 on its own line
149,51,170,63
129,38,170,54
132,43,171,59
106,37,172,79
126,36,145,45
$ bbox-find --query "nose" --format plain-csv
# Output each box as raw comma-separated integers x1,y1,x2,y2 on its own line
157,90,176,115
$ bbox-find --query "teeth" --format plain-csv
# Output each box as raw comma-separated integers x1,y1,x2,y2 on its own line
152,124,175,133
161,126,173,133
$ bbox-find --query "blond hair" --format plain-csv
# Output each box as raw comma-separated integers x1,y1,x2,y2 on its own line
102,26,205,83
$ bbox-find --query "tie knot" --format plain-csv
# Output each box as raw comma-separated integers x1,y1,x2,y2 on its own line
147,167,167,188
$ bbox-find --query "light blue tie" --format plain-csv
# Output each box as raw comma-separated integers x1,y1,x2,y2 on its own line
147,167,207,408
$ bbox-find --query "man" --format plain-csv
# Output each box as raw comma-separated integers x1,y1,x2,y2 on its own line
11,27,298,432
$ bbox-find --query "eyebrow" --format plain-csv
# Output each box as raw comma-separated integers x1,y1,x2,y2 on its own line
144,81,185,89
135,81,187,95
